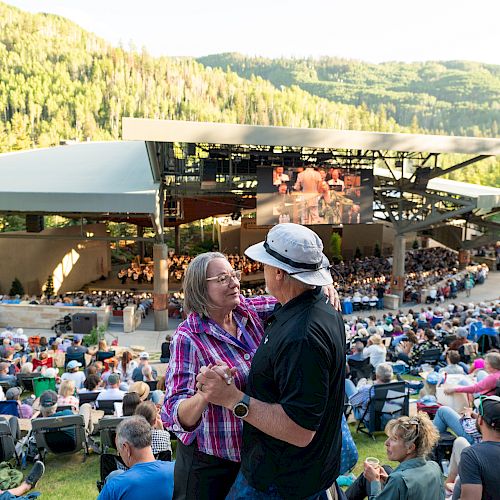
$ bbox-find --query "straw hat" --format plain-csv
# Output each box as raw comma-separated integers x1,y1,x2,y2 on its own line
128,381,150,401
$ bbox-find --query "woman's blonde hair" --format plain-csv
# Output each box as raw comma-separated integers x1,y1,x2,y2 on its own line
385,412,439,458
58,379,76,398
98,339,108,352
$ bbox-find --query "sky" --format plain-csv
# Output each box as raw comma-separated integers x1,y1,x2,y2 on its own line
4,0,500,64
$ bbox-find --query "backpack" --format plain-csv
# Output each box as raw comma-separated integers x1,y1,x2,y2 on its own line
429,432,455,470
416,401,442,420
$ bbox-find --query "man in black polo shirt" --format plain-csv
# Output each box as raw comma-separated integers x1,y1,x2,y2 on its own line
197,223,345,499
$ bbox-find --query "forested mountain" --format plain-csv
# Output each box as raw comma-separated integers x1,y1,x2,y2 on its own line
197,53,500,138
0,2,498,187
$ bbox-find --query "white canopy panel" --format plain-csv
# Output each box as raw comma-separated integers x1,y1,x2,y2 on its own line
123,118,500,155
0,141,159,214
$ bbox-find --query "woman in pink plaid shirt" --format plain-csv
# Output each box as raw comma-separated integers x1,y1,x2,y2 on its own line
161,252,277,499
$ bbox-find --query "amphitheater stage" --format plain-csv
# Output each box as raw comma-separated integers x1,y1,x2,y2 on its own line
84,272,265,294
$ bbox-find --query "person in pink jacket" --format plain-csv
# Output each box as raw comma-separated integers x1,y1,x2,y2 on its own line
445,352,500,397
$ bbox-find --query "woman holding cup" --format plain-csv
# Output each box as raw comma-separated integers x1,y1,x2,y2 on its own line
346,412,444,499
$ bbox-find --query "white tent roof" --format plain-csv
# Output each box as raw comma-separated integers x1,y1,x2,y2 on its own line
0,141,159,214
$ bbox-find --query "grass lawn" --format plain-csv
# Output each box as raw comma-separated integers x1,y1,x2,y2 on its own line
31,426,392,499
32,374,422,497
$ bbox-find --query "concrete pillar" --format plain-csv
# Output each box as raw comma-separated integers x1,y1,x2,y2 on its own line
458,249,471,269
136,225,145,260
391,234,406,305
153,243,169,331
175,225,181,254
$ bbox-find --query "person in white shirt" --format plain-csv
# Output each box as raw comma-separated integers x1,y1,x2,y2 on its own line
60,360,86,390
116,351,138,384
362,334,387,369
97,373,125,401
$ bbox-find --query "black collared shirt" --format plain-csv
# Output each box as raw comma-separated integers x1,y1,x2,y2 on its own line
241,287,346,499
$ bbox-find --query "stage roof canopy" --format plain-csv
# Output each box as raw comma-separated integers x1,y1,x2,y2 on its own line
0,141,159,214
123,118,500,155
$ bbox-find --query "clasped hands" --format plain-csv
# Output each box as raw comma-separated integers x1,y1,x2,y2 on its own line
195,361,242,409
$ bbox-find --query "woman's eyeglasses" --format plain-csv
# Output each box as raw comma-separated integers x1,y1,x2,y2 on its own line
206,270,242,285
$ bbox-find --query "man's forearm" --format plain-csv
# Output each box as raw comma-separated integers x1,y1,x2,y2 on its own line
226,390,315,447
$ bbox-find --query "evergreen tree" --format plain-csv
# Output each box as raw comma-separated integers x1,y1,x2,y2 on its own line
329,233,343,263
9,277,24,296
44,275,54,297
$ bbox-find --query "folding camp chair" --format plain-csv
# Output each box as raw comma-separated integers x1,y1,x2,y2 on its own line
65,351,86,369
95,399,123,416
0,401,20,418
95,351,115,363
417,348,442,366
79,391,99,406
347,358,373,385
357,381,409,440
477,334,500,355
31,414,89,463
56,405,74,413
98,417,128,453
16,373,42,393
32,377,56,398
0,420,20,465
145,380,158,391
0,381,13,393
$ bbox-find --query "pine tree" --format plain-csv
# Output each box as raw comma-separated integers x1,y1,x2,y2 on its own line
44,275,54,297
330,233,343,263
9,278,24,296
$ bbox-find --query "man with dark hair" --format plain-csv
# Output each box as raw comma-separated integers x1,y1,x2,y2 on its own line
97,415,174,500
455,395,500,500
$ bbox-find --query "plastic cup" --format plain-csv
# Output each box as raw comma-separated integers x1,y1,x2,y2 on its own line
365,457,380,467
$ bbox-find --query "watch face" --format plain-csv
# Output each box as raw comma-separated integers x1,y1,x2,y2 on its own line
234,402,249,418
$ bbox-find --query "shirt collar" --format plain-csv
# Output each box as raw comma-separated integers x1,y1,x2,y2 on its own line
394,457,426,472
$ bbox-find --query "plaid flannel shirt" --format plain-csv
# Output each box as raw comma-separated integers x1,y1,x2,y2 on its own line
161,295,276,462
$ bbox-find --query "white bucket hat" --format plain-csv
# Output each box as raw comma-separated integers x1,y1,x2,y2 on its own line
244,223,333,286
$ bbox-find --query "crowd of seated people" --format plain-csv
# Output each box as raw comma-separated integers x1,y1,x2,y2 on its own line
0,291,153,317
0,294,498,497
341,299,500,498
116,252,265,285
0,328,171,495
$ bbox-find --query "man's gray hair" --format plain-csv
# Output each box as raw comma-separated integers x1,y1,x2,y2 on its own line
376,363,393,383
116,415,152,450
183,252,227,317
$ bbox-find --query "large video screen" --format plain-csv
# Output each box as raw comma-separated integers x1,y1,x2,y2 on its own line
257,166,373,226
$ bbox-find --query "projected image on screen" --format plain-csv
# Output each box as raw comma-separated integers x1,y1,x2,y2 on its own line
257,165,373,226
